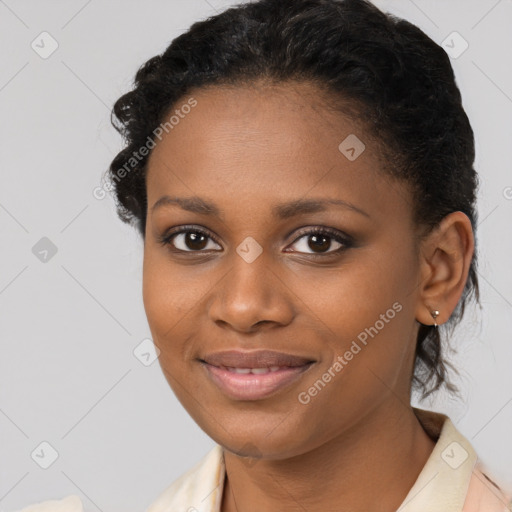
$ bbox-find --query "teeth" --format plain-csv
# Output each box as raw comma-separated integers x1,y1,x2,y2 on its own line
228,367,252,374
251,367,269,374
225,366,283,374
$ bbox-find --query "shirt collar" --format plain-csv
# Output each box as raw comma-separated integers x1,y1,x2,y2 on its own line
397,406,478,511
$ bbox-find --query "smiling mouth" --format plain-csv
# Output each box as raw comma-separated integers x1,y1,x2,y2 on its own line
199,349,316,400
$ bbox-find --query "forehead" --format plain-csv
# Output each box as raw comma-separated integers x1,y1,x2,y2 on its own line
148,81,369,162
145,81,409,221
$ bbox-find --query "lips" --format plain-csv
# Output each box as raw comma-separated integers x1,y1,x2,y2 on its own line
202,349,314,369
200,349,315,400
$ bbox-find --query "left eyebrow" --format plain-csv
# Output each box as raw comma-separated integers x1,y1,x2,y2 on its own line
150,195,370,219
272,198,370,219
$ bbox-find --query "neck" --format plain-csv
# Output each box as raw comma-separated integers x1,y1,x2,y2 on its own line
221,402,436,512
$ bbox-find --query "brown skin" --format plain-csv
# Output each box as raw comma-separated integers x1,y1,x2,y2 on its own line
142,81,474,512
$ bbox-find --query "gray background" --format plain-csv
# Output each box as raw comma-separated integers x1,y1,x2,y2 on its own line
1,0,511,511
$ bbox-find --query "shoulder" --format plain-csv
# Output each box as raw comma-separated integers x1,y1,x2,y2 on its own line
462,464,512,512
145,444,225,512
11,495,83,512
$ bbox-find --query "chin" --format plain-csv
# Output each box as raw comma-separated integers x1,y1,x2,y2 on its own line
204,419,315,461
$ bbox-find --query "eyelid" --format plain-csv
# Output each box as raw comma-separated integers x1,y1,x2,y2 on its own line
290,226,352,244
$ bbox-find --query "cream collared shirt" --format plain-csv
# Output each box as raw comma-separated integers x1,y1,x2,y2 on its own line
14,408,512,512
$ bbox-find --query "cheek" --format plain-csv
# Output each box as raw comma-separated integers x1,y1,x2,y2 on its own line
307,254,410,335
309,240,418,379
142,251,191,349
142,254,202,402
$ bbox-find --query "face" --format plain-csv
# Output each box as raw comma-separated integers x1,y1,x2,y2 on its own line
142,81,424,460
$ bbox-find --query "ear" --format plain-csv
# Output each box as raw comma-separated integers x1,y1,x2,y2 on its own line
415,211,475,326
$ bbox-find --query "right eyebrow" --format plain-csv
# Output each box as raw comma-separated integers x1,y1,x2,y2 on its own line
151,195,221,216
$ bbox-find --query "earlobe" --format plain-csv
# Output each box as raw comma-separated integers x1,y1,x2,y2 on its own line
415,211,475,326
416,307,441,327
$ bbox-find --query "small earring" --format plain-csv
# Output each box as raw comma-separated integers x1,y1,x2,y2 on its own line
430,310,440,328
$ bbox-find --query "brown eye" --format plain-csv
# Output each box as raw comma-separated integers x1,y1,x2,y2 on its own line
160,227,222,252
308,233,334,252
181,231,209,251
292,233,342,254
287,227,351,255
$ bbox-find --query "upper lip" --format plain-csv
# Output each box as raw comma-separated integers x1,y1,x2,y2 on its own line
201,350,315,369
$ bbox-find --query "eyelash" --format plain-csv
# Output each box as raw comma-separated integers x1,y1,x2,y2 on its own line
157,225,353,257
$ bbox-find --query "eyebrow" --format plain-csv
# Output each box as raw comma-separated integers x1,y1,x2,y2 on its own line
151,195,370,219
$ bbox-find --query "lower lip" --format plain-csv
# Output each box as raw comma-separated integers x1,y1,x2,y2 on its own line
202,362,314,401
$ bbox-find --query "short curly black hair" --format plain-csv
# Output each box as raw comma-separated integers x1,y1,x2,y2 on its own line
105,0,479,400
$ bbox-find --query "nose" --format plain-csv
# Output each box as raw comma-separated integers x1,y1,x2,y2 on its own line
207,252,295,334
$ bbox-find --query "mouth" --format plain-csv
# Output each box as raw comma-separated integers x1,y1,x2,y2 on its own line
199,350,316,401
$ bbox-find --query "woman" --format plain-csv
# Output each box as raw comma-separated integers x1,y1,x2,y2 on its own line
17,0,511,510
